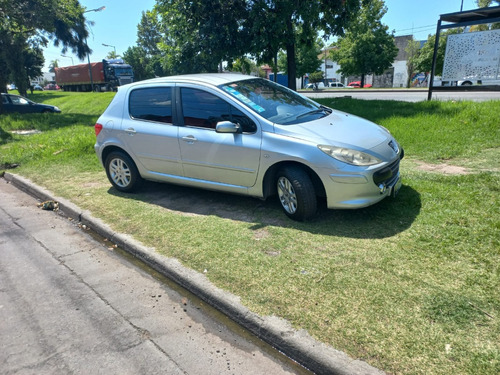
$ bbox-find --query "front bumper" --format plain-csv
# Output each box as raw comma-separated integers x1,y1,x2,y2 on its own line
324,151,403,209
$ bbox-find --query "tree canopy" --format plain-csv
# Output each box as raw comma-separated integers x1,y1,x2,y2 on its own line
154,0,249,74
330,0,397,88
132,0,364,90
0,0,90,97
412,29,462,77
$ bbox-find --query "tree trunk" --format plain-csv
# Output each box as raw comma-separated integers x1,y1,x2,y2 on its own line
285,18,296,91
273,53,278,82
360,74,365,89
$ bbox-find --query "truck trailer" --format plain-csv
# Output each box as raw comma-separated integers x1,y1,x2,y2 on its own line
55,59,134,92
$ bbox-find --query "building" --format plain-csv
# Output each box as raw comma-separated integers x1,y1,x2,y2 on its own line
30,72,56,86
322,35,424,89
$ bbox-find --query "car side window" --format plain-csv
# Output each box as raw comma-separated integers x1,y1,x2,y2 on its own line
10,96,29,105
2,95,9,104
129,87,173,123
181,88,256,133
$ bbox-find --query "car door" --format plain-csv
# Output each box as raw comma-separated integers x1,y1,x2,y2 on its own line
119,86,183,177
177,86,261,188
1,94,13,113
5,94,33,113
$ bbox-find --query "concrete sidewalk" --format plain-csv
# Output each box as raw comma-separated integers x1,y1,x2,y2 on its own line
3,172,385,375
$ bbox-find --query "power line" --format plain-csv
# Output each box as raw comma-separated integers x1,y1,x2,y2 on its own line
394,24,436,33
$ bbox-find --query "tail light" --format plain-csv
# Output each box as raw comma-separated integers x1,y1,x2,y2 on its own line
95,123,103,136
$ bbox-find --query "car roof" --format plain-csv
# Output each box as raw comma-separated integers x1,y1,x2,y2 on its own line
128,73,256,88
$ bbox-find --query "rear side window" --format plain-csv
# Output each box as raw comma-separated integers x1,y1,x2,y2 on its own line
129,87,173,123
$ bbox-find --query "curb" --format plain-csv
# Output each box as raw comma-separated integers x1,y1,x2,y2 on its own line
4,172,385,375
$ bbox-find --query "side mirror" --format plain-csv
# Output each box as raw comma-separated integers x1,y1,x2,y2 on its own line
216,121,241,134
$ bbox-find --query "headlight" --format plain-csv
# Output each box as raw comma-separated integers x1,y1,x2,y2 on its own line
318,145,382,166
379,125,391,134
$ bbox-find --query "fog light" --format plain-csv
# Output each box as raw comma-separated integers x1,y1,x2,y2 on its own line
379,183,387,194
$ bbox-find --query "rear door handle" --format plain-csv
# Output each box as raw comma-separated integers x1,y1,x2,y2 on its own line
125,127,136,135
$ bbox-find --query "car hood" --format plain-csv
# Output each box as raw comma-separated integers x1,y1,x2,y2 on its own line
40,103,61,112
272,110,391,150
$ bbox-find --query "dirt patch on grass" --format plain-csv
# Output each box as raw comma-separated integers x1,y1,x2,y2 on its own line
415,161,471,175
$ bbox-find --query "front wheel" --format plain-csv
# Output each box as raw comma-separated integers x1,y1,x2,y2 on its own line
105,151,142,192
276,167,317,221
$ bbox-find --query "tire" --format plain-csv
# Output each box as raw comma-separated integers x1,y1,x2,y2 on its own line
276,167,317,221
105,151,142,192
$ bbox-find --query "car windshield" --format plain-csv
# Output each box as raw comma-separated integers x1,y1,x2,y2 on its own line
219,78,331,125
114,67,133,76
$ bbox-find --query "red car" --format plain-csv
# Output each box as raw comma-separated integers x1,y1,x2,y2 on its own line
44,83,60,90
347,81,372,88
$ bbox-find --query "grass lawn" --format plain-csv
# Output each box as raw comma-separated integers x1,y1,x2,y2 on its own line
1,91,499,375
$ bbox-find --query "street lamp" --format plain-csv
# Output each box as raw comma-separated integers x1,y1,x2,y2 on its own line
61,55,74,65
102,43,116,55
84,6,105,13
84,6,105,91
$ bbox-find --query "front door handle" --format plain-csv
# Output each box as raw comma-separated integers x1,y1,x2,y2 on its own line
181,135,197,144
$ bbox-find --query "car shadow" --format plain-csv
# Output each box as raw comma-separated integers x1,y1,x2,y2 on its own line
108,181,421,239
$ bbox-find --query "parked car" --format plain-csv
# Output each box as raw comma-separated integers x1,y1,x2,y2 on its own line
347,81,372,88
457,79,500,86
329,82,346,88
1,93,61,114
44,83,60,90
305,82,326,89
94,74,403,221
6,84,17,90
33,84,44,91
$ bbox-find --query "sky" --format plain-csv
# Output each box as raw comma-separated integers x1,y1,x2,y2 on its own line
43,0,482,71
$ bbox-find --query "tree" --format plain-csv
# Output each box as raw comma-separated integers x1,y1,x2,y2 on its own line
308,71,324,89
230,57,266,76
476,0,500,6
148,0,363,90
155,0,249,74
278,35,323,80
137,10,163,56
413,29,461,76
49,59,59,73
123,46,166,81
106,51,120,59
246,0,363,90
0,0,90,98
473,0,500,30
123,10,167,81
330,0,398,88
405,39,421,88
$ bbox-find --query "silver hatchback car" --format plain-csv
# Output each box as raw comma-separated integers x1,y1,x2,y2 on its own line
95,74,403,221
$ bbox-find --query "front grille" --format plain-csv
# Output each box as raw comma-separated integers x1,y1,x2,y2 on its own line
119,77,133,85
373,158,400,186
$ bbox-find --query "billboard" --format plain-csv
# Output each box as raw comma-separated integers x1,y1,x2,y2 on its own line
442,30,500,81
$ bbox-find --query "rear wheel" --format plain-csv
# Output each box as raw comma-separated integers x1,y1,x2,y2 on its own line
105,151,142,192
276,167,317,221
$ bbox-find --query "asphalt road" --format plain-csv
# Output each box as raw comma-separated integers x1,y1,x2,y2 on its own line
302,89,500,102
0,178,310,375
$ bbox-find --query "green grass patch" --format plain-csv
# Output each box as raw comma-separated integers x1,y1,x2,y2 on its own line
1,92,499,375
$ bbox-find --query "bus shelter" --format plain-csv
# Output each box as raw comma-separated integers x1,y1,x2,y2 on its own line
428,5,500,100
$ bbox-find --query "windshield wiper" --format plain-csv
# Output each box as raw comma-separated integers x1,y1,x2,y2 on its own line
296,106,331,120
